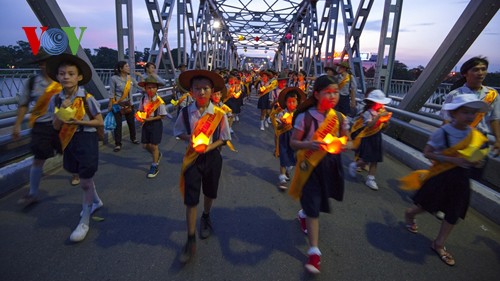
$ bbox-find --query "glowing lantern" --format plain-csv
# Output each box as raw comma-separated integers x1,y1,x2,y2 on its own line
321,134,347,154
285,33,292,40
378,112,392,123
281,112,293,124
135,111,147,122
233,91,241,99
238,35,245,41
192,132,210,153
254,36,260,42
54,106,76,122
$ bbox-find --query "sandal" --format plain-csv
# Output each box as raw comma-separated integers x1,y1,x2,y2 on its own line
404,212,418,234
431,241,455,266
70,175,80,186
131,139,140,144
113,145,121,152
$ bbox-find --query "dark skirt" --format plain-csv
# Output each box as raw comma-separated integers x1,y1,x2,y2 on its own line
412,167,470,225
279,131,296,167
226,97,242,114
300,153,344,218
357,131,383,162
257,93,271,109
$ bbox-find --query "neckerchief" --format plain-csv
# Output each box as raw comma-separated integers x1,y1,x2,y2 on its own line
399,128,488,191
58,96,86,151
179,106,225,197
29,81,62,127
471,88,497,127
289,109,341,199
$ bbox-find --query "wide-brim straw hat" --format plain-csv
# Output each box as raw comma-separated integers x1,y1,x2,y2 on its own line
442,94,489,113
178,70,225,92
278,87,306,109
364,89,392,105
46,53,92,85
138,75,165,87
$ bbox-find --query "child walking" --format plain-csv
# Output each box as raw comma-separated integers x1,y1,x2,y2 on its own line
289,75,349,274
135,76,168,178
401,94,489,266
173,70,231,263
348,89,392,190
47,53,104,242
275,87,305,190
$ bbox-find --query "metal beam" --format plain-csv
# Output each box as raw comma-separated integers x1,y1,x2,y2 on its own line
398,0,499,113
26,0,108,99
115,0,136,77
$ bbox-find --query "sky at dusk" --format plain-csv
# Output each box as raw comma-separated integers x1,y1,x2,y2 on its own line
1,0,499,71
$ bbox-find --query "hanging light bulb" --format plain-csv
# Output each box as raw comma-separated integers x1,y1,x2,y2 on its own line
238,35,244,41
255,36,260,42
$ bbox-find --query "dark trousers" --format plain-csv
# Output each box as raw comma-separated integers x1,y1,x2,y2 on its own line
113,110,137,146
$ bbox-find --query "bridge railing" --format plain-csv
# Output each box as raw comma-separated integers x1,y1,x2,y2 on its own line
0,74,175,167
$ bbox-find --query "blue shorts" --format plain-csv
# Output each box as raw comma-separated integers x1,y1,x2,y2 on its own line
63,132,99,178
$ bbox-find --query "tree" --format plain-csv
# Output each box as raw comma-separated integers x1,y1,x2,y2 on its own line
92,47,118,68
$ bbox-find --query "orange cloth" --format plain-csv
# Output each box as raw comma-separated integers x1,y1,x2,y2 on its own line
58,97,85,151
29,81,62,127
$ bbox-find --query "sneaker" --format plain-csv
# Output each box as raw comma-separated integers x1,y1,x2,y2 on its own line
179,238,196,263
131,139,140,144
278,174,288,190
305,254,321,274
17,194,39,206
265,121,269,128
200,214,213,239
69,223,89,242
260,124,265,131
113,145,121,152
266,118,272,124
80,200,104,217
147,165,159,178
435,211,445,220
348,162,357,178
366,178,379,190
297,211,307,234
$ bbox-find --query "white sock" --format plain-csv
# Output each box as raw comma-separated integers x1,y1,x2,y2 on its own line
307,247,321,256
298,209,307,219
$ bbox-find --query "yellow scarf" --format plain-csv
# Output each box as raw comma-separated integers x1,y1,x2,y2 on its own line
471,88,497,127
135,96,165,122
289,109,341,199
58,97,86,151
399,128,489,191
113,75,131,104
259,79,278,97
29,81,63,127
171,92,192,107
179,107,225,197
338,73,350,90
350,109,391,150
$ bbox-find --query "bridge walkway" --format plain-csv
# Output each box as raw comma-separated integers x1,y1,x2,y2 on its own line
0,97,499,280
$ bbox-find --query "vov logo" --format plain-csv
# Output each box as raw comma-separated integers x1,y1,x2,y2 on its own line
22,26,87,56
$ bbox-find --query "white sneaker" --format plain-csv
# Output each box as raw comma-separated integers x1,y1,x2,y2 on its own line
265,121,269,128
278,174,288,190
70,223,89,242
348,162,357,178
366,178,379,190
260,124,265,131
80,200,104,217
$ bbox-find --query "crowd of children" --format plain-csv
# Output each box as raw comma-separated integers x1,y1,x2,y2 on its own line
12,54,499,275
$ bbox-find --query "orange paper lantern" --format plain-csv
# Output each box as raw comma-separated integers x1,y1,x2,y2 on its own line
378,112,392,123
192,132,210,153
281,112,293,124
135,111,147,122
321,134,347,154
